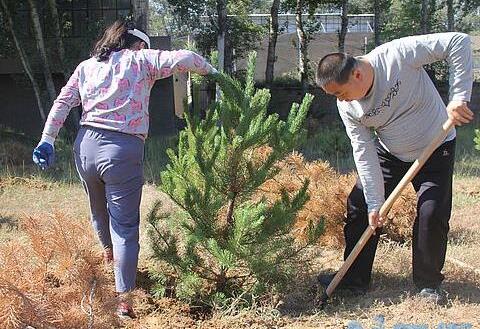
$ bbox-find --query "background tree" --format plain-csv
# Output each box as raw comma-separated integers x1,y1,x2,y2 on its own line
421,0,428,33
282,0,320,94
133,0,149,31
282,0,344,93
27,0,56,109
295,0,308,93
475,129,480,151
46,0,80,131
446,0,454,31
349,0,391,47
163,0,265,74
454,0,480,33
265,0,280,87
217,0,227,74
0,0,47,121
147,53,323,305
374,0,381,46
338,0,349,52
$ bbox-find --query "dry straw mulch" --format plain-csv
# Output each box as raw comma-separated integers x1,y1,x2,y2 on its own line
0,212,119,329
258,151,417,247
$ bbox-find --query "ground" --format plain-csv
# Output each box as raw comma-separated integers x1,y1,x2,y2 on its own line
1,176,479,328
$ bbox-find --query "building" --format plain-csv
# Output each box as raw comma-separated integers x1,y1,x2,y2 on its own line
0,0,178,137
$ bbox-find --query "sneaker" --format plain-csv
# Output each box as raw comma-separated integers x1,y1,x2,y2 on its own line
317,273,368,295
417,287,447,305
117,301,136,319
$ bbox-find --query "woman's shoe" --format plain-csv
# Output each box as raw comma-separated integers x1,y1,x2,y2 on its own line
116,301,136,319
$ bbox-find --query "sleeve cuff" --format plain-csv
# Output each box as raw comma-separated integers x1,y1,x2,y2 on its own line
367,203,382,213
450,95,471,102
209,66,219,74
40,134,55,146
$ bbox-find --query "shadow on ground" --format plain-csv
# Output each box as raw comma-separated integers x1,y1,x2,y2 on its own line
0,214,18,231
278,269,480,317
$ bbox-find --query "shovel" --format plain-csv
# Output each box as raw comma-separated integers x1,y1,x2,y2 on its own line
318,118,455,308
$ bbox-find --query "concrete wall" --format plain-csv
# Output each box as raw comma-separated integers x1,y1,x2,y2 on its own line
237,32,372,81
172,32,373,120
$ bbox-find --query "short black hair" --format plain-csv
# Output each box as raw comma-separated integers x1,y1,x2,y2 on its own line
316,53,357,87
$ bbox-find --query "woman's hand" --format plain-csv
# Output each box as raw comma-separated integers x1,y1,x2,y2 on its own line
32,141,55,170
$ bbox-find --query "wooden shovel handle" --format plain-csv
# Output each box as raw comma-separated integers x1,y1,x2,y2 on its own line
325,118,455,297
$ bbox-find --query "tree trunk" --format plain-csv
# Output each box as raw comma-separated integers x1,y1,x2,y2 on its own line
47,0,80,132
224,30,233,75
338,0,349,52
133,0,149,32
217,0,227,72
428,0,436,33
47,0,67,78
374,0,380,46
216,0,227,100
0,0,46,121
28,0,57,107
420,0,428,34
295,0,309,95
447,0,454,31
265,0,280,87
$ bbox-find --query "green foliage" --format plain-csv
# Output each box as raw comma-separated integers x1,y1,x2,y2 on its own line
379,0,480,83
194,15,266,65
382,0,424,39
147,52,322,307
302,125,351,159
475,129,480,152
161,0,266,63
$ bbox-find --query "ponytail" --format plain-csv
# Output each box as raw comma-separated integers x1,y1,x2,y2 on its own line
91,19,149,62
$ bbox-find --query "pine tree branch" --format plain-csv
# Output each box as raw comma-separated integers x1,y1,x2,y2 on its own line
150,222,172,253
225,193,236,229
192,265,218,282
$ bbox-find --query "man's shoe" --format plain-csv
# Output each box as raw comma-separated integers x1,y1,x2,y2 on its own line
317,273,368,295
417,287,447,306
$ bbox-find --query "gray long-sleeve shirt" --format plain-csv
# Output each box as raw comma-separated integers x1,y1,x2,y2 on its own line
338,32,473,212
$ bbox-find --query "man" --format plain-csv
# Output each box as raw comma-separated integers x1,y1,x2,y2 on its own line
315,32,474,304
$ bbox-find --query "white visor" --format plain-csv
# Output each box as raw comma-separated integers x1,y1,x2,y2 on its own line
127,29,151,49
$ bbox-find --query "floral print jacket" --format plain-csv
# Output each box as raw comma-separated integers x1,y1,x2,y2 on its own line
42,49,214,143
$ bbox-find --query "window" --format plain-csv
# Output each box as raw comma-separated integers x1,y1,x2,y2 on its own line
58,0,132,37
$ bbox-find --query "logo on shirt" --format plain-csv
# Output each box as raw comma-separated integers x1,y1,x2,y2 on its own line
365,79,401,118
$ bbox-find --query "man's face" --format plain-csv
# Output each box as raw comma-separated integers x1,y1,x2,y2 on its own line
321,70,367,102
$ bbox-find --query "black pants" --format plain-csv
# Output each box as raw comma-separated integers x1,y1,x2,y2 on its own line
342,139,455,289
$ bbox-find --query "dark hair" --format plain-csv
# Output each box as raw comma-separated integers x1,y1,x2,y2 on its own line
316,53,357,87
91,19,148,62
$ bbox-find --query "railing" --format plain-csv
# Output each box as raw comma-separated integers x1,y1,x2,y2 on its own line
201,13,374,34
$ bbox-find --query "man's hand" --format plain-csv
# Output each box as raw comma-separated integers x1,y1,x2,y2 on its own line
446,100,474,126
368,210,384,233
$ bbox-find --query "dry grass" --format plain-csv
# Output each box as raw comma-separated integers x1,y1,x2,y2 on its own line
0,141,31,167
0,212,119,328
259,152,417,246
0,173,479,328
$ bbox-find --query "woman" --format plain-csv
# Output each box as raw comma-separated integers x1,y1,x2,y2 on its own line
32,19,216,318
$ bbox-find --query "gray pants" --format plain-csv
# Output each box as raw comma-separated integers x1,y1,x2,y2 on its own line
73,126,144,293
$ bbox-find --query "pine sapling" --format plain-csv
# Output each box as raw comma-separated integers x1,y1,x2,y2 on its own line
147,52,323,307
